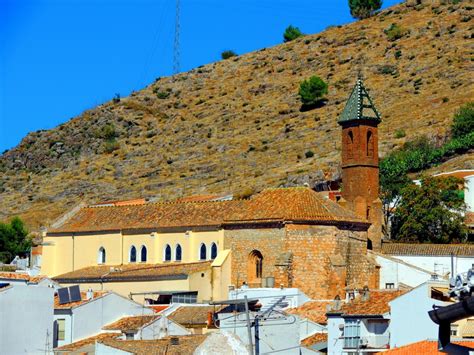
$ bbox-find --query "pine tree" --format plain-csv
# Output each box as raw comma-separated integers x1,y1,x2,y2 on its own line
349,0,382,20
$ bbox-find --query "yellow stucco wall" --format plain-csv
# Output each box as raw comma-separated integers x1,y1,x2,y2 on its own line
211,249,232,301
42,229,225,277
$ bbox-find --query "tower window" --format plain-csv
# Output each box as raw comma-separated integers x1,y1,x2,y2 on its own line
347,131,354,159
129,246,137,263
98,247,106,264
164,244,172,261
175,244,182,261
210,243,218,260
140,245,147,262
199,244,207,260
248,250,263,282
367,131,374,158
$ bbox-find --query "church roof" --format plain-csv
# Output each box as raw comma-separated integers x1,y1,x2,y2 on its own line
48,187,367,234
338,79,381,124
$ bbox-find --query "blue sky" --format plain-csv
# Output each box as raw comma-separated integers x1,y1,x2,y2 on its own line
0,0,400,153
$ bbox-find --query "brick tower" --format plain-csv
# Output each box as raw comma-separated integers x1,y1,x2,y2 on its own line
338,78,383,250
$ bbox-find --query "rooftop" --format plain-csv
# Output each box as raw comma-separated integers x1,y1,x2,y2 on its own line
0,272,48,283
168,305,220,327
98,335,208,355
381,243,474,257
53,261,211,283
301,332,328,347
54,333,119,352
54,291,108,309
48,187,366,234
329,289,405,317
286,300,334,325
103,315,160,332
433,169,474,179
380,340,474,354
338,78,381,124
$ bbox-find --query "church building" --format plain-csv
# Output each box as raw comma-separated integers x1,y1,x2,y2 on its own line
42,78,382,302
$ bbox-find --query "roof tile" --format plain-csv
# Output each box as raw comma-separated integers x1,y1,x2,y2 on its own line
382,243,474,257
103,315,160,331
380,340,474,354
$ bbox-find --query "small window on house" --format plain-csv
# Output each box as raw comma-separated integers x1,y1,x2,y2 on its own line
164,244,172,261
199,244,207,260
140,245,147,262
175,244,182,261
451,324,458,336
129,246,137,263
210,243,218,260
125,332,134,340
385,283,395,289
344,319,361,349
98,247,106,264
56,319,66,341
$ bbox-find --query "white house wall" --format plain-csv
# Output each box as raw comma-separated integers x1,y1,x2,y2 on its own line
0,284,54,354
375,254,434,289
393,255,474,277
139,316,190,340
95,342,132,355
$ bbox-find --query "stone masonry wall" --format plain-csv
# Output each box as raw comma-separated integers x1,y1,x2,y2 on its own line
224,226,285,287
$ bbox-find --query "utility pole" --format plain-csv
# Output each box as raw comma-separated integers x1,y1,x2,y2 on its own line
173,0,181,75
254,317,260,355
244,296,254,355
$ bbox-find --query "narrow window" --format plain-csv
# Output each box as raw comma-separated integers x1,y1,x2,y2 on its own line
367,131,374,158
175,244,182,261
130,246,137,263
98,247,106,264
248,250,263,282
164,244,172,261
140,245,147,262
56,319,65,341
344,320,361,349
210,243,218,260
199,244,207,260
347,131,354,159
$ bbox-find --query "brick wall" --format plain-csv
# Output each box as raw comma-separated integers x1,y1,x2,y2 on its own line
223,226,285,287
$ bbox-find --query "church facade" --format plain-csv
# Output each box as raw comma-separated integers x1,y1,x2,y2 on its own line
42,79,382,301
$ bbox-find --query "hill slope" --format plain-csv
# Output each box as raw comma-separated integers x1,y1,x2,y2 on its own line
1,1,473,228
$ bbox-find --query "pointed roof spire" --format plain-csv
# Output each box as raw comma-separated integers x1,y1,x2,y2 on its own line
338,78,381,124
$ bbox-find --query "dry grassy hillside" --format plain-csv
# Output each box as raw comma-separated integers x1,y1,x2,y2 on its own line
1,0,473,228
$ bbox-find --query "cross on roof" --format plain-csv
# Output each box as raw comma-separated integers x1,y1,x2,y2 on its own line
338,78,381,124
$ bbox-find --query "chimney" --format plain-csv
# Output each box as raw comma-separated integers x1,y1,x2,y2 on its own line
86,288,94,300
207,311,214,328
361,286,370,301
170,337,179,345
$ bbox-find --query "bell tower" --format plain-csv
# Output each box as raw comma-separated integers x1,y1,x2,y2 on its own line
338,78,382,250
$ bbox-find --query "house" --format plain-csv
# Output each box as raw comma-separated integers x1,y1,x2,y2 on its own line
0,282,55,354
102,314,190,340
326,289,404,354
380,243,474,287
53,289,153,348
388,280,454,348
0,271,58,288
54,333,119,354
39,78,384,303
167,305,220,334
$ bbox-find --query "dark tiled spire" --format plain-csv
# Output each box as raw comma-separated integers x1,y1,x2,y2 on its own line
338,78,381,124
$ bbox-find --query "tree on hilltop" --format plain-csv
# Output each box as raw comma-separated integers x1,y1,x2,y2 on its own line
349,0,382,19
298,76,328,110
283,25,304,42
0,217,32,263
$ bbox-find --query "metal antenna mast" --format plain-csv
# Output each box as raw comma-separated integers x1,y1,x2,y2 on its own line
173,0,181,75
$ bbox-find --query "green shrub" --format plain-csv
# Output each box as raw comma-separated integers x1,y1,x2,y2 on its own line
305,150,315,158
394,50,402,59
451,102,474,139
394,129,406,138
101,124,117,141
349,0,382,19
384,24,408,41
298,76,328,107
156,91,170,99
112,93,120,103
104,140,119,153
283,25,304,42
221,50,237,60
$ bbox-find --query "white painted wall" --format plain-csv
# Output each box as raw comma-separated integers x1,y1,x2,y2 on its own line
138,316,190,340
298,317,326,341
228,287,310,310
394,255,474,277
96,342,131,355
465,175,474,212
389,281,451,348
0,284,54,354
327,315,344,355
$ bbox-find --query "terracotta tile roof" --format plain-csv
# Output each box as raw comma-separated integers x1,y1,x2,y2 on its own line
380,340,474,354
103,315,160,331
226,187,366,225
99,335,208,355
148,305,169,313
286,301,334,325
48,187,366,234
301,332,328,347
465,212,474,227
54,291,108,309
0,272,48,283
382,243,474,257
330,290,405,317
54,332,119,352
53,261,211,283
167,306,218,327
174,194,229,202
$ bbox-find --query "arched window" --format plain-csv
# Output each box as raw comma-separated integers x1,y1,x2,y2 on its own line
210,243,218,260
367,131,374,158
199,244,207,261
129,246,137,263
164,244,171,261
248,250,263,282
347,131,354,159
140,245,147,262
98,247,106,264
175,244,182,261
